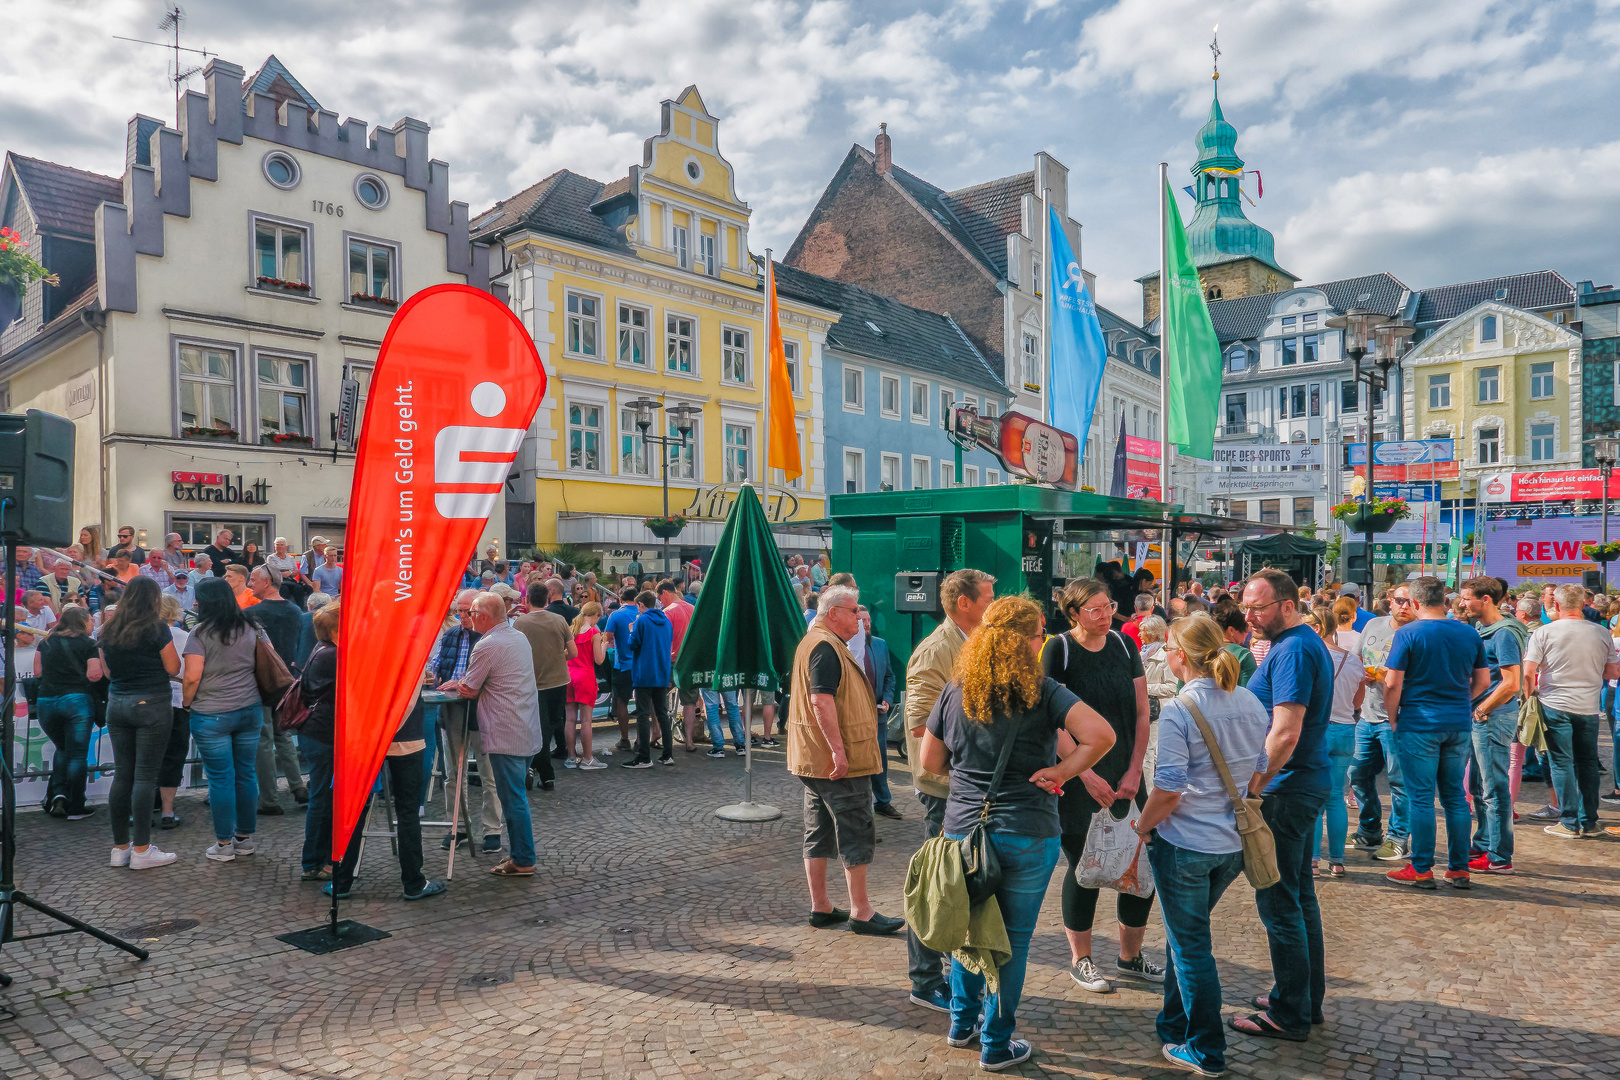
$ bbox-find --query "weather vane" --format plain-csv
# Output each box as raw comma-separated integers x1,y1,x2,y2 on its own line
1211,24,1220,81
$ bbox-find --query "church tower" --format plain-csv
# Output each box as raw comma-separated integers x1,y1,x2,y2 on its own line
1140,35,1297,324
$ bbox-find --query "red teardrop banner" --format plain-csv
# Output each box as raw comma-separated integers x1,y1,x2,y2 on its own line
333,284,544,858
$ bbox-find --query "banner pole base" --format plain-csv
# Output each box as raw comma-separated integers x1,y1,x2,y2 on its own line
714,802,782,822
713,698,781,821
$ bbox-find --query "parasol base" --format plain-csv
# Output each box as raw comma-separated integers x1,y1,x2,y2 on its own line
714,802,783,822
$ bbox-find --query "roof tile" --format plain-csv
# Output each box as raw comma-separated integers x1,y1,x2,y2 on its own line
1413,270,1572,324
4,153,122,239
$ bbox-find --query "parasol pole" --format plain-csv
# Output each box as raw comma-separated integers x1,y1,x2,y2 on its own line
715,692,781,821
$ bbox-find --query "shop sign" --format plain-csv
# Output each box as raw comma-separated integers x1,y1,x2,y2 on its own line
1347,439,1454,466
1196,472,1321,495
1477,468,1620,503
1211,443,1322,467
681,482,798,522
1371,542,1450,565
1483,515,1604,584
170,472,272,504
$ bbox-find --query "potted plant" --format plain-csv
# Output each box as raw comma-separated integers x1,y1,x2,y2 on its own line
351,291,398,309
0,226,59,336
256,275,312,294
1581,540,1620,562
182,424,239,442
268,431,314,447
644,514,687,539
1330,495,1410,534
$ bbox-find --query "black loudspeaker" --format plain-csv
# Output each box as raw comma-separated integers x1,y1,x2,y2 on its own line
1584,570,1602,591
0,410,74,547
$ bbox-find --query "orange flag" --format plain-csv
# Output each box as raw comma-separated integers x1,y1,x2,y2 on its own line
766,262,802,483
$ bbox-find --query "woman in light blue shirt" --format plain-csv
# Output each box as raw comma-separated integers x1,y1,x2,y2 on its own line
1132,612,1271,1077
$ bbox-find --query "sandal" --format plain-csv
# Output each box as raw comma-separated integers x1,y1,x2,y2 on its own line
1229,1012,1309,1042
488,858,535,877
1249,995,1324,1026
1329,863,1346,878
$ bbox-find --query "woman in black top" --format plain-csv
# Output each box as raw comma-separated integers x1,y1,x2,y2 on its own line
920,596,1115,1071
97,576,181,869
299,601,340,880
34,607,103,818
240,541,266,570
1042,578,1160,994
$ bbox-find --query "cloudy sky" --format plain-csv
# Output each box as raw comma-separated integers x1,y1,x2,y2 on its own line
7,0,1619,317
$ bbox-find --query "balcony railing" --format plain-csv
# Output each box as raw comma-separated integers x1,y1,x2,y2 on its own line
1216,421,1270,438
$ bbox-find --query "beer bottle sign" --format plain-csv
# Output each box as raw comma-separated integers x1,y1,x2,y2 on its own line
952,407,1079,490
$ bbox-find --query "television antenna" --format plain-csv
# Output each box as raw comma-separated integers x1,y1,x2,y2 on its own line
113,4,215,128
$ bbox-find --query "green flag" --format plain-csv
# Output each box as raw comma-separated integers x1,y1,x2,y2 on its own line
1163,181,1222,460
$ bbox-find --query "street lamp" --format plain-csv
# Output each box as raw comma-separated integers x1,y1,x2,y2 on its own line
1325,309,1385,596
1587,433,1620,590
625,397,700,577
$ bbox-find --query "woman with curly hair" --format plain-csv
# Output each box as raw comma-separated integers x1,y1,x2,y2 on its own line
920,595,1115,1072
1044,577,1159,995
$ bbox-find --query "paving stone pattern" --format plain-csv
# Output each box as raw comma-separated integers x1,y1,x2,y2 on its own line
1,744,1618,1079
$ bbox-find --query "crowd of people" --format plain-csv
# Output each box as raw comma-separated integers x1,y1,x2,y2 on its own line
19,523,1620,1075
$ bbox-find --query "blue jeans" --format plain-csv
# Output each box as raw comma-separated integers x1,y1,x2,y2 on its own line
1149,838,1245,1074
1543,706,1601,832
300,737,335,871
1311,724,1357,861
701,688,744,750
191,704,262,842
485,752,535,866
945,832,1061,1057
38,693,95,815
1255,790,1328,1034
1394,728,1471,874
1468,708,1516,864
872,719,893,806
1350,720,1406,841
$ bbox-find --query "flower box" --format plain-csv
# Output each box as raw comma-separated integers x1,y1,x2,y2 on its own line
644,515,687,539
350,292,398,309
1342,508,1397,534
1582,541,1620,563
255,276,312,294
266,432,314,447
182,425,239,442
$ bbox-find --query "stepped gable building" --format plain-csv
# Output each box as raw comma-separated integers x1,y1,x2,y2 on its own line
0,54,486,554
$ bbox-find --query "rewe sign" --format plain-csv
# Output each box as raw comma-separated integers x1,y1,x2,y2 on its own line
1483,516,1605,585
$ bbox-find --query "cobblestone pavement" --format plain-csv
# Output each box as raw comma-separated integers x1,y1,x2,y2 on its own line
1,738,1618,1080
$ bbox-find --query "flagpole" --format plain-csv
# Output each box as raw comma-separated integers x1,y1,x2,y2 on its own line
1159,162,1172,610
1042,182,1052,426
763,250,773,521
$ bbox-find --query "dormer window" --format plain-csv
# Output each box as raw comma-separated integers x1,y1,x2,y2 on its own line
1481,314,1498,342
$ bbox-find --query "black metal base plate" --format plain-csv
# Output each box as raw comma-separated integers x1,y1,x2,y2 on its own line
276,920,390,955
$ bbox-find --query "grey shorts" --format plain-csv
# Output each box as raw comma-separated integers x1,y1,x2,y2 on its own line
801,776,875,867
747,689,776,708
677,686,701,707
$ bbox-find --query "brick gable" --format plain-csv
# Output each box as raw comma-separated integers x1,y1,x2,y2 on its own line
784,147,1006,378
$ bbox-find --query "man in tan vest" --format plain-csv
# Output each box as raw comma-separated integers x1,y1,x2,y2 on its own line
902,568,996,1012
787,584,903,936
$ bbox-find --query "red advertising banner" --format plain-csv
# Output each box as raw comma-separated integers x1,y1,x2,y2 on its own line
333,285,545,858
1125,456,1162,499
1507,469,1620,502
1353,461,1459,481
1124,434,1160,460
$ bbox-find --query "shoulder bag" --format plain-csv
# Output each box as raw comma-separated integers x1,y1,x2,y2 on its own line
959,713,1027,907
253,626,296,702
1175,693,1279,891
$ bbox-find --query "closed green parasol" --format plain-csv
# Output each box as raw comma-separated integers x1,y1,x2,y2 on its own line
674,484,805,820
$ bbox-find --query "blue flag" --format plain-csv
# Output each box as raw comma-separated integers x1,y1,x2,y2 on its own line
1046,204,1108,455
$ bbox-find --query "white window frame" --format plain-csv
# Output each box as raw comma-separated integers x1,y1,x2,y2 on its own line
987,469,1001,485
844,449,864,494
618,405,652,477
879,452,900,491
174,336,243,441
1021,333,1041,391
982,400,999,419
880,373,901,418
672,223,690,269
566,399,606,474
665,311,697,376
940,387,954,430
1529,362,1555,400
616,302,650,369
1528,420,1556,462
666,410,699,480
911,454,931,490
250,212,312,291
1428,372,1451,409
940,460,954,488
343,231,401,304
564,289,604,361
963,464,979,487
1481,314,1498,343
1477,426,1500,464
782,339,801,394
843,363,865,412
699,232,716,275
1477,365,1500,403
723,422,754,483
253,347,317,446
721,324,751,386
911,378,930,425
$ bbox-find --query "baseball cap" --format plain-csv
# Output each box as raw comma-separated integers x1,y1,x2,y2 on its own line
310,535,330,545
1340,582,1361,597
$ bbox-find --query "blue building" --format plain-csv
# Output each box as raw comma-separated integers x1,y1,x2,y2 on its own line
775,264,1011,493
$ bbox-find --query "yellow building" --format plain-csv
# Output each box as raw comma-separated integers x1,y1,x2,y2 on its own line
1402,301,1583,501
474,87,834,574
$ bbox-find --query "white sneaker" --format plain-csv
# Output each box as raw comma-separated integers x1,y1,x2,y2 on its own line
110,845,131,868
1069,956,1112,994
231,836,256,856
579,758,607,770
206,842,236,862
130,845,177,870
564,758,580,769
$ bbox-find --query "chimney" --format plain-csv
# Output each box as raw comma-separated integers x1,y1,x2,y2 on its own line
875,122,891,175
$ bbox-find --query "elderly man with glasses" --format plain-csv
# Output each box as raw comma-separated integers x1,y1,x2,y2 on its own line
1350,583,1415,862
786,584,903,937
429,589,506,855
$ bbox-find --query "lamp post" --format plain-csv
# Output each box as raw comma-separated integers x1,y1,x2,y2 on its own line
1587,434,1620,591
625,397,700,577
1326,309,1383,596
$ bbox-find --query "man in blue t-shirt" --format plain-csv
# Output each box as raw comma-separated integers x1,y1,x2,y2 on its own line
1460,576,1525,873
602,587,641,753
1384,576,1489,891
1234,568,1334,1041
